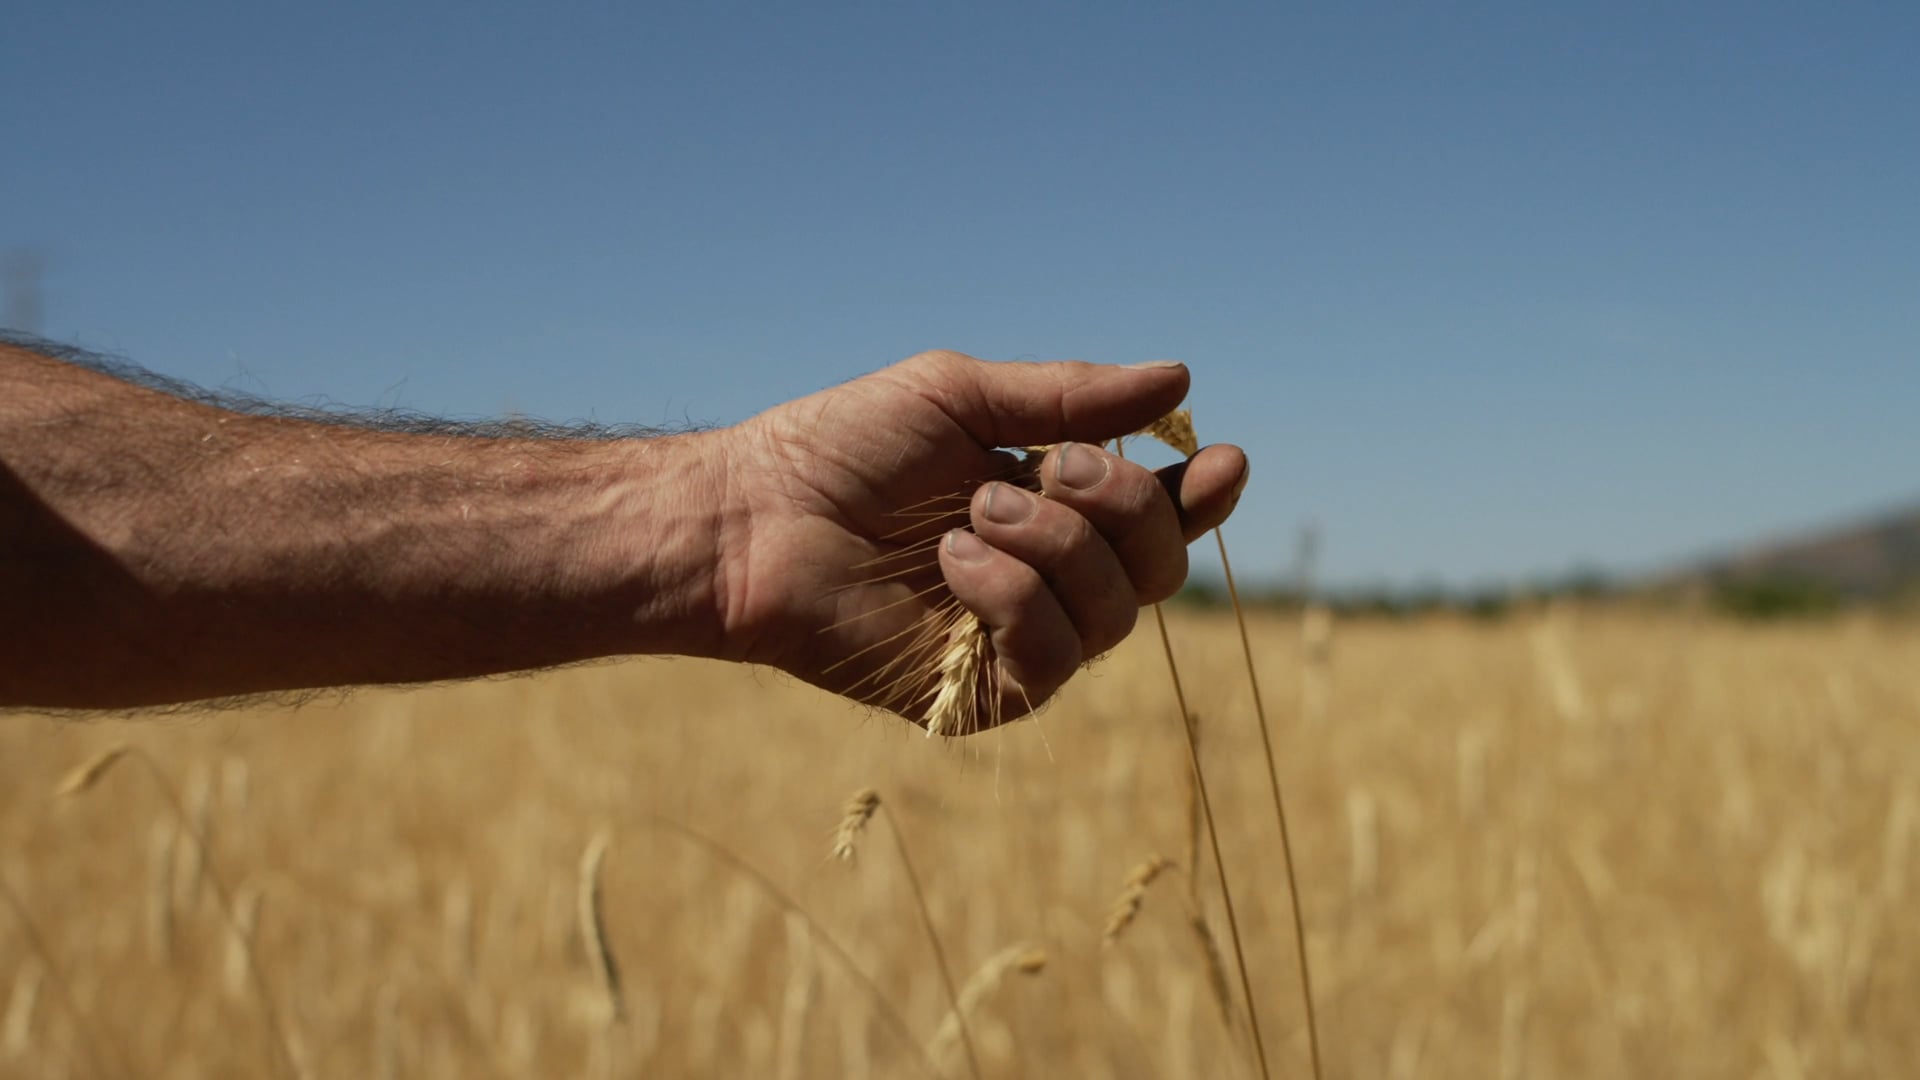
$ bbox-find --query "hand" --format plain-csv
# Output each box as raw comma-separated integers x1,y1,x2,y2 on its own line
712,350,1249,731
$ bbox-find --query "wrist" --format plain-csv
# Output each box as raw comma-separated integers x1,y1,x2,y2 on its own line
593,428,738,662
684,416,805,670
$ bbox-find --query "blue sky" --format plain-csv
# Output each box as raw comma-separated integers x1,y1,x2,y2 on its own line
6,2,1917,588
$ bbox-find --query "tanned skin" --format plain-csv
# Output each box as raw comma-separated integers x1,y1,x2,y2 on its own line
0,337,1248,722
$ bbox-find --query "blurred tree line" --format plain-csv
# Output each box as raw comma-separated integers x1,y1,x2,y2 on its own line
1168,569,1918,622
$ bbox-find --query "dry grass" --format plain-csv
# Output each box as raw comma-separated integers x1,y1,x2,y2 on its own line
4,611,1919,1077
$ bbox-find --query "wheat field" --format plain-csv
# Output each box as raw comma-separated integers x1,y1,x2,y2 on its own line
3,609,1916,1078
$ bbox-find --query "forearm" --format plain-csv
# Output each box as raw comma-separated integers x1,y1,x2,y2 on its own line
0,342,728,708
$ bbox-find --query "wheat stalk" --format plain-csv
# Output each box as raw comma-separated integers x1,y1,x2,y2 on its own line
1181,712,1205,910
641,815,941,1079
442,876,475,979
1349,787,1380,899
775,911,816,1080
226,884,264,1000
1119,432,1273,1080
1139,410,1326,1080
2,960,42,1061
834,789,982,1080
0,873,131,1079
146,820,176,965
175,761,214,910
53,743,302,1080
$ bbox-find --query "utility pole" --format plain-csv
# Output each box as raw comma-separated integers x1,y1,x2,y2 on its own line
3,250,45,334
1293,521,1320,606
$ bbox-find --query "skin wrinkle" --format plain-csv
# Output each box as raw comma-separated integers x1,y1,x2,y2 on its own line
838,373,983,520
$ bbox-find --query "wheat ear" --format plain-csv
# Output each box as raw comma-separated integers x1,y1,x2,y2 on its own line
578,830,625,1025
1102,856,1174,945
927,943,1046,1069
825,456,1047,736
1099,855,1234,1027
832,788,880,862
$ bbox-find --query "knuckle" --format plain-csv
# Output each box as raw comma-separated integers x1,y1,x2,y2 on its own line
1039,635,1085,687
1136,547,1189,604
1081,459,1166,526
986,560,1050,614
1087,600,1139,656
1008,628,1081,692
1054,509,1102,561
906,349,975,376
1001,499,1100,569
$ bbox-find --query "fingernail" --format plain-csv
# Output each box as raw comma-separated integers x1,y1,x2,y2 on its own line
1126,360,1185,370
1055,442,1109,490
1231,461,1251,501
981,481,1038,525
945,528,993,564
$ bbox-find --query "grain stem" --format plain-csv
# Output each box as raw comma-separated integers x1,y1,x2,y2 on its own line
1217,528,1325,1080
640,815,942,1080
55,746,301,1080
0,872,134,1080
876,801,982,1080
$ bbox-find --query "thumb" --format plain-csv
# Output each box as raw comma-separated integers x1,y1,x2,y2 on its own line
897,351,1191,450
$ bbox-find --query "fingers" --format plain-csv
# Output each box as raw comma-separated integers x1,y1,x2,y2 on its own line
937,528,1083,710
1025,440,1252,600
893,350,1190,451
934,439,1252,724
1156,443,1251,541
1035,442,1189,603
968,478,1141,654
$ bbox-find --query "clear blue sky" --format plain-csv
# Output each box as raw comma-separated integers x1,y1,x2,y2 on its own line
7,2,1916,588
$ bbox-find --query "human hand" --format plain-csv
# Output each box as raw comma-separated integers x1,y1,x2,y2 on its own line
711,350,1248,731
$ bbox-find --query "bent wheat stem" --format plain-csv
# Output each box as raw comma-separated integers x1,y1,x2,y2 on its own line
848,793,982,1080
56,746,300,1080
1217,527,1324,1080
0,874,132,1080
641,815,941,1080
1121,431,1273,1080
1148,603,1273,1080
1140,410,1324,1080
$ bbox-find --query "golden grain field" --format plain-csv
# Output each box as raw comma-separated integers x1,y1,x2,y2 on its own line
3,610,1917,1079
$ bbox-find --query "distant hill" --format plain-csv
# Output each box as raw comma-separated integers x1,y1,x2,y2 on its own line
1682,503,1920,603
